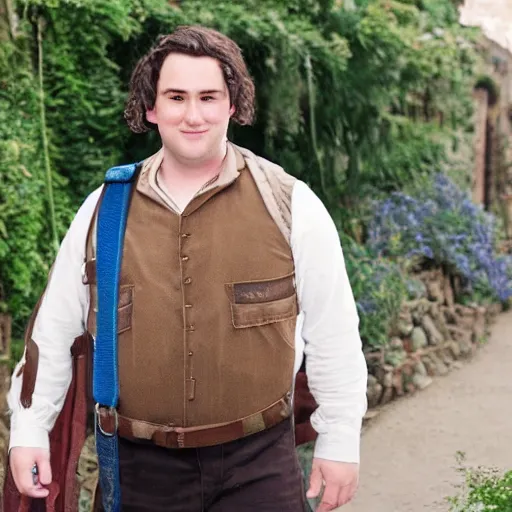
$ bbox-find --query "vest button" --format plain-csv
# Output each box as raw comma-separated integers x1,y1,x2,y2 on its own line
185,304,192,308
181,256,189,262
181,233,191,238
188,351,193,356
184,277,192,285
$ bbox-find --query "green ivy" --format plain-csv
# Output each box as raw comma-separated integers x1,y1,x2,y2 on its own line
0,30,52,333
0,0,487,340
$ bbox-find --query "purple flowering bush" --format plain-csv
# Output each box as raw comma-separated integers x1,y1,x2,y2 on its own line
367,174,512,303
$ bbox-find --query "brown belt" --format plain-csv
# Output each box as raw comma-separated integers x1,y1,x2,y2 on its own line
97,393,292,449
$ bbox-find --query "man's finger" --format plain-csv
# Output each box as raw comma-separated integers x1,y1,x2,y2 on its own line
338,481,357,506
317,481,341,512
35,454,52,486
13,469,49,499
306,464,323,499
23,485,50,498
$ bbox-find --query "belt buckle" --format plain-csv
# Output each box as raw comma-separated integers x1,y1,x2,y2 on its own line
95,403,118,437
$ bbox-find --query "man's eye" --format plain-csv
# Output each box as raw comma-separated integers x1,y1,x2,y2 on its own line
201,96,215,102
170,95,184,101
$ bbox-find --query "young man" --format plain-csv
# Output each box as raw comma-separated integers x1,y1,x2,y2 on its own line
7,26,368,511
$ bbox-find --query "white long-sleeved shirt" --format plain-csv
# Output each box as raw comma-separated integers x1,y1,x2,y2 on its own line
8,147,368,463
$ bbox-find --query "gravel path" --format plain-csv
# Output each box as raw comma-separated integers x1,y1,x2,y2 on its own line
341,310,512,512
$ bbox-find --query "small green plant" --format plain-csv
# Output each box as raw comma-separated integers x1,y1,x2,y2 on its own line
342,236,408,349
447,452,512,512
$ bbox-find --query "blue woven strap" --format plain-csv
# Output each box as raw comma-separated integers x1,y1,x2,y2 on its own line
93,163,138,512
95,426,121,511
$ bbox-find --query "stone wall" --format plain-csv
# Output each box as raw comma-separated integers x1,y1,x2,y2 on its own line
365,269,501,412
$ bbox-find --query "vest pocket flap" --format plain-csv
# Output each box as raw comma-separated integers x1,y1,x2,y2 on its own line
118,285,133,309
230,295,297,329
225,273,295,304
118,303,133,334
118,285,134,333
88,285,133,336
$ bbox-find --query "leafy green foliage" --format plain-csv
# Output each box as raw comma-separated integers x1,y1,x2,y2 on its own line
35,0,155,203
448,454,512,512
342,237,409,348
0,0,488,339
0,31,52,332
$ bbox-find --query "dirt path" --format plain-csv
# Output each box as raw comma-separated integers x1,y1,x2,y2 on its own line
341,310,512,512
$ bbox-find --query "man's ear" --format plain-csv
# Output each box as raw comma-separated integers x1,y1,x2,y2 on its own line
146,108,157,124
229,105,236,117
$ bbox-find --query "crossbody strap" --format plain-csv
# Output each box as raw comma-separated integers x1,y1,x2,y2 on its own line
93,163,139,512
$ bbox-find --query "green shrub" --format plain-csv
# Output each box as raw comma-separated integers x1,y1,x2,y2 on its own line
342,236,411,349
0,29,53,333
448,454,512,512
0,0,486,336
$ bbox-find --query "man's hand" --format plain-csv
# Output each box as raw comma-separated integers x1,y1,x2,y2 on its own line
307,458,359,511
10,447,52,498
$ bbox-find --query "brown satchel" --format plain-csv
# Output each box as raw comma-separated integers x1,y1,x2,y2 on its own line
2,332,91,512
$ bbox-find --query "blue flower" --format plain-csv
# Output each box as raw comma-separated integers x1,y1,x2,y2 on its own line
367,173,512,302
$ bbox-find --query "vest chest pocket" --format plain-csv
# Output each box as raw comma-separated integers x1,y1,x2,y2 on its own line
85,260,134,336
225,273,297,328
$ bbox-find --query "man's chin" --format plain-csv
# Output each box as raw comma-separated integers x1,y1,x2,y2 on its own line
167,142,216,162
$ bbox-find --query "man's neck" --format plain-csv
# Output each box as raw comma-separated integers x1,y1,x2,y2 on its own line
160,143,227,184
157,142,228,211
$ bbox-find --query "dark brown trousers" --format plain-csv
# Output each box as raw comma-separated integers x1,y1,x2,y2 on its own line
94,418,306,511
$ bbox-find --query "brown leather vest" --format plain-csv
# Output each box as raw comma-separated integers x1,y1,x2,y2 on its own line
87,165,297,428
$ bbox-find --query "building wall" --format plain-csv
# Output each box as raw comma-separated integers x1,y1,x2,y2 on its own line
472,88,488,205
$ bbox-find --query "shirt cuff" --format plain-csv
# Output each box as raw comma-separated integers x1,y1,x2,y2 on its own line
312,427,361,463
9,410,50,452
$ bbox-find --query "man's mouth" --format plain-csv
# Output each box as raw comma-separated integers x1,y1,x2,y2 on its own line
181,130,208,136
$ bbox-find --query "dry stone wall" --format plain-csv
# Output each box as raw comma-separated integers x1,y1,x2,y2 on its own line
365,269,501,412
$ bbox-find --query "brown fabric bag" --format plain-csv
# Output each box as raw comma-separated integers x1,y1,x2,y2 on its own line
294,368,319,446
2,332,91,512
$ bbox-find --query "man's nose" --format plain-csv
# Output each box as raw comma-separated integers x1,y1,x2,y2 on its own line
184,100,203,125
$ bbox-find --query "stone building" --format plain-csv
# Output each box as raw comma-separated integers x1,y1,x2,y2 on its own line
460,0,512,236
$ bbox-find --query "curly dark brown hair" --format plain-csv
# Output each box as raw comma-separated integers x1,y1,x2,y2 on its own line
124,25,256,133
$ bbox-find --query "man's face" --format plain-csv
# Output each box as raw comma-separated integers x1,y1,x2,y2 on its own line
146,53,234,164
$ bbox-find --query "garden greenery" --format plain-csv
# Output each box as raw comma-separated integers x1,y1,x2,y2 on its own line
342,238,410,349
448,453,512,512
1,0,508,347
